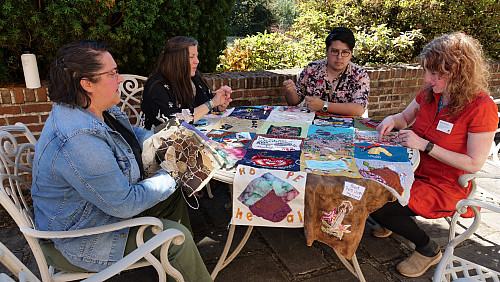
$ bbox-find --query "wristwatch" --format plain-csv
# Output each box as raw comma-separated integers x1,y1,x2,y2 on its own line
322,100,328,112
424,142,434,154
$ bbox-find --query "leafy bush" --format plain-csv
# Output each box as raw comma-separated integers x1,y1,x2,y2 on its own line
218,0,499,72
229,0,275,36
0,0,234,82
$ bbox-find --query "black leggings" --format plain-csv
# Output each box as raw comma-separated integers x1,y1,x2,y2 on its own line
370,200,430,250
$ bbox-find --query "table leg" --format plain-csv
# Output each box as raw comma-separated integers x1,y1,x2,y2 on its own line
210,224,254,280
332,249,366,282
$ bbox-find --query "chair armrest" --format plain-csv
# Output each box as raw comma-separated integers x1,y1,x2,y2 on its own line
82,228,185,282
19,217,163,239
458,173,500,188
456,198,500,215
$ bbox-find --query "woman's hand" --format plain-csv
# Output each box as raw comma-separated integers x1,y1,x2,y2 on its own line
376,115,396,142
397,130,427,151
213,85,233,111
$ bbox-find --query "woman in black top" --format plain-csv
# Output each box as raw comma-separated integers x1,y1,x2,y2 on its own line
141,36,232,129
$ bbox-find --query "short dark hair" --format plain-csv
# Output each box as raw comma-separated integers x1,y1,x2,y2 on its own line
325,27,356,50
48,41,109,108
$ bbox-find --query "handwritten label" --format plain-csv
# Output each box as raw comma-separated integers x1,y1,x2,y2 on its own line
342,182,366,201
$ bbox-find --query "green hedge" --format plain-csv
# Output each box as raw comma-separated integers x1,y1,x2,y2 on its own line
218,0,499,72
0,0,234,82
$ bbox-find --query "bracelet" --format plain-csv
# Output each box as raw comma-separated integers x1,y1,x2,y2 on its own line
424,141,434,154
204,100,213,112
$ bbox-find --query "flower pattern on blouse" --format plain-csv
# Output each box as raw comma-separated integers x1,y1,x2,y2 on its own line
295,59,369,108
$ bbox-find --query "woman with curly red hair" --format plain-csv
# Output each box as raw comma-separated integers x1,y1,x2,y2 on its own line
371,32,498,277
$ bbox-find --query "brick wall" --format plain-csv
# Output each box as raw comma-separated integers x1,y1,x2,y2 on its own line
1,62,499,139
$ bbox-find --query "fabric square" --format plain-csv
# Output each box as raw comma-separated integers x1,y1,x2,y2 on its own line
300,152,361,178
248,189,292,222
313,113,354,127
353,118,381,131
302,138,354,156
307,125,354,141
265,106,316,124
229,106,272,120
232,166,307,227
237,149,302,171
355,158,414,206
213,116,265,133
353,142,410,162
248,134,303,151
354,130,401,146
304,174,396,259
257,122,310,138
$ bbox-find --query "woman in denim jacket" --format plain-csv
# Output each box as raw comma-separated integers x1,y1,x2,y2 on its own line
31,41,212,281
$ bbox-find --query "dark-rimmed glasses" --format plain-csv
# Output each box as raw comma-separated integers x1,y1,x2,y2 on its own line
329,49,351,57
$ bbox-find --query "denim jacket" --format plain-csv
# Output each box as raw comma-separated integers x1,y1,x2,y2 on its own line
31,104,176,272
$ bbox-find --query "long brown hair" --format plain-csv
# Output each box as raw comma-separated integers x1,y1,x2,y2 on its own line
419,32,490,118
151,36,198,107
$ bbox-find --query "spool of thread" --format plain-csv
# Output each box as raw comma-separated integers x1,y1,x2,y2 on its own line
21,53,41,89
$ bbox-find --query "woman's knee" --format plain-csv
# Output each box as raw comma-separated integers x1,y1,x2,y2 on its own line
160,219,193,241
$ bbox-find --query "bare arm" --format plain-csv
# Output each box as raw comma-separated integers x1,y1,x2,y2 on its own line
283,79,301,105
377,99,420,141
400,130,495,173
305,96,365,116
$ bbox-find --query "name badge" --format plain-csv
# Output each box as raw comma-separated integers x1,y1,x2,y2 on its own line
437,120,454,134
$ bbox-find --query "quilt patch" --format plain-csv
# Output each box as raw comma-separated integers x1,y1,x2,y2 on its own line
232,165,307,227
355,159,413,206
237,149,302,171
353,118,381,131
265,106,316,124
313,114,354,128
354,130,401,146
213,116,265,133
248,134,303,151
307,125,354,141
300,152,361,178
302,138,354,156
193,117,221,134
353,142,409,162
229,106,272,120
257,122,310,138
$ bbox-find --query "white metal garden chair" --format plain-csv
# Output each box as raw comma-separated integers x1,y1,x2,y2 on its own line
0,123,186,282
433,173,500,282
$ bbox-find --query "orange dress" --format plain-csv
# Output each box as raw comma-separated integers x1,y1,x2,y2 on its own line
408,90,499,219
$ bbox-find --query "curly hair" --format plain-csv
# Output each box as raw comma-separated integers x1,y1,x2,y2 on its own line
419,32,490,119
48,41,109,108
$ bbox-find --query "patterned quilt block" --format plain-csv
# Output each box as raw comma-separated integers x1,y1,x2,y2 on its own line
257,122,310,138
353,142,409,162
306,125,354,141
213,116,265,133
248,134,303,151
302,138,354,156
233,165,307,227
229,106,273,120
300,152,361,178
354,130,400,146
237,149,302,171
354,158,413,206
265,106,316,124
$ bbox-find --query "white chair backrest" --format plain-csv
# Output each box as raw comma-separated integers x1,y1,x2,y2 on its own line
0,123,37,229
118,74,148,129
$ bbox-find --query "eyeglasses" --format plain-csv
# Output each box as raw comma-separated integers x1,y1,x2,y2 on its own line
329,49,351,57
93,68,119,78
